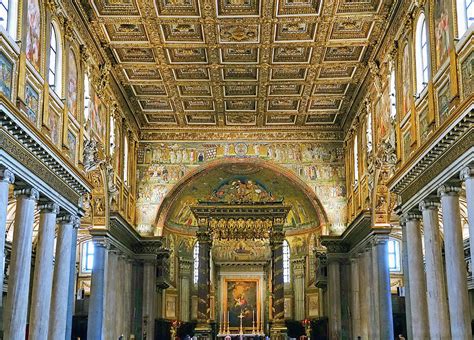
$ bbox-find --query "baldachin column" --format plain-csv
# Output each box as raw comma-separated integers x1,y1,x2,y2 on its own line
438,184,472,339
0,168,14,307
419,200,451,339
4,187,39,340
403,213,429,338
29,203,60,340
48,214,78,340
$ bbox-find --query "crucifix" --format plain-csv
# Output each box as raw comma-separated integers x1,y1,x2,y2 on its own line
238,310,244,335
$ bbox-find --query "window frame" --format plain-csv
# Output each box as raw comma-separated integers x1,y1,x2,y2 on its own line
48,23,62,96
457,0,474,37
387,238,401,273
0,0,18,39
353,134,359,188
81,240,95,273
415,13,430,95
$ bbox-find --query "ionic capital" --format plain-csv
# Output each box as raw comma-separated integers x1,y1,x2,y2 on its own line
460,166,474,181
419,200,440,211
38,202,60,214
14,187,39,201
402,212,422,222
58,214,80,227
0,168,15,184
437,184,462,197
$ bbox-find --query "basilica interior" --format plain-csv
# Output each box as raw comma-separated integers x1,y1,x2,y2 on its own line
0,0,473,339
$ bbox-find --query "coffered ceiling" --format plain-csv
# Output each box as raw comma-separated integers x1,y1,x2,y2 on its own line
81,0,395,130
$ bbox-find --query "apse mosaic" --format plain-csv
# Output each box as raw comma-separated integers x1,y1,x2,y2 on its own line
136,142,346,235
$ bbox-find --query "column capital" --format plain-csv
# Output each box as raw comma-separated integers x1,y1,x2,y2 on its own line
419,200,440,211
0,168,15,184
437,184,462,197
460,166,474,181
38,202,60,214
402,212,422,223
14,187,39,200
58,214,80,227
371,234,389,246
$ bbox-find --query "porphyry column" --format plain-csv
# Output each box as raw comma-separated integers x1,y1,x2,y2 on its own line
196,227,212,333
270,225,286,339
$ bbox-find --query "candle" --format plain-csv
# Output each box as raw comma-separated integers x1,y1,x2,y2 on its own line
252,309,255,323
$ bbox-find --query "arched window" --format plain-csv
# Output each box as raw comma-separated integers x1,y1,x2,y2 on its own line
123,133,129,185
387,239,401,272
389,68,397,120
81,241,95,273
0,0,9,31
0,0,18,38
283,240,290,283
457,0,474,37
83,74,91,129
366,109,373,154
415,14,430,95
353,135,359,187
193,242,199,285
48,24,62,95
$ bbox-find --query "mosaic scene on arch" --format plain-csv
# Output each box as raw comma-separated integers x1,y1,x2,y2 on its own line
136,141,346,235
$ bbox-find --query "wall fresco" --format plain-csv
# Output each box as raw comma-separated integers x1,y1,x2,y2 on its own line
26,0,41,71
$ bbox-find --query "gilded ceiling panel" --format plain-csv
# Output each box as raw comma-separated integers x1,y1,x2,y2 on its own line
82,0,394,129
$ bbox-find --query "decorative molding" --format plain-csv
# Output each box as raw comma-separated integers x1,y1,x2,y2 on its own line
13,187,40,200
0,103,91,204
38,202,60,214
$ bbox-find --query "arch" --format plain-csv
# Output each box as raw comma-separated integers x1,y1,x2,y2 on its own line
154,157,329,236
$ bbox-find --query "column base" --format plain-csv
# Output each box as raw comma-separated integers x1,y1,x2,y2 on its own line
270,321,287,340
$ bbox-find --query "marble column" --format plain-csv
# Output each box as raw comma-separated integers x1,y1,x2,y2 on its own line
461,166,474,274
4,187,39,340
403,213,429,338
438,184,472,339
87,240,108,340
369,242,380,339
28,203,59,340
358,250,370,339
373,236,394,340
400,219,413,340
0,168,14,307
179,257,192,322
196,229,212,326
350,257,361,338
292,258,306,321
419,200,451,339
105,250,119,339
123,258,133,338
49,214,78,340
327,259,341,339
143,260,157,339
66,224,79,340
